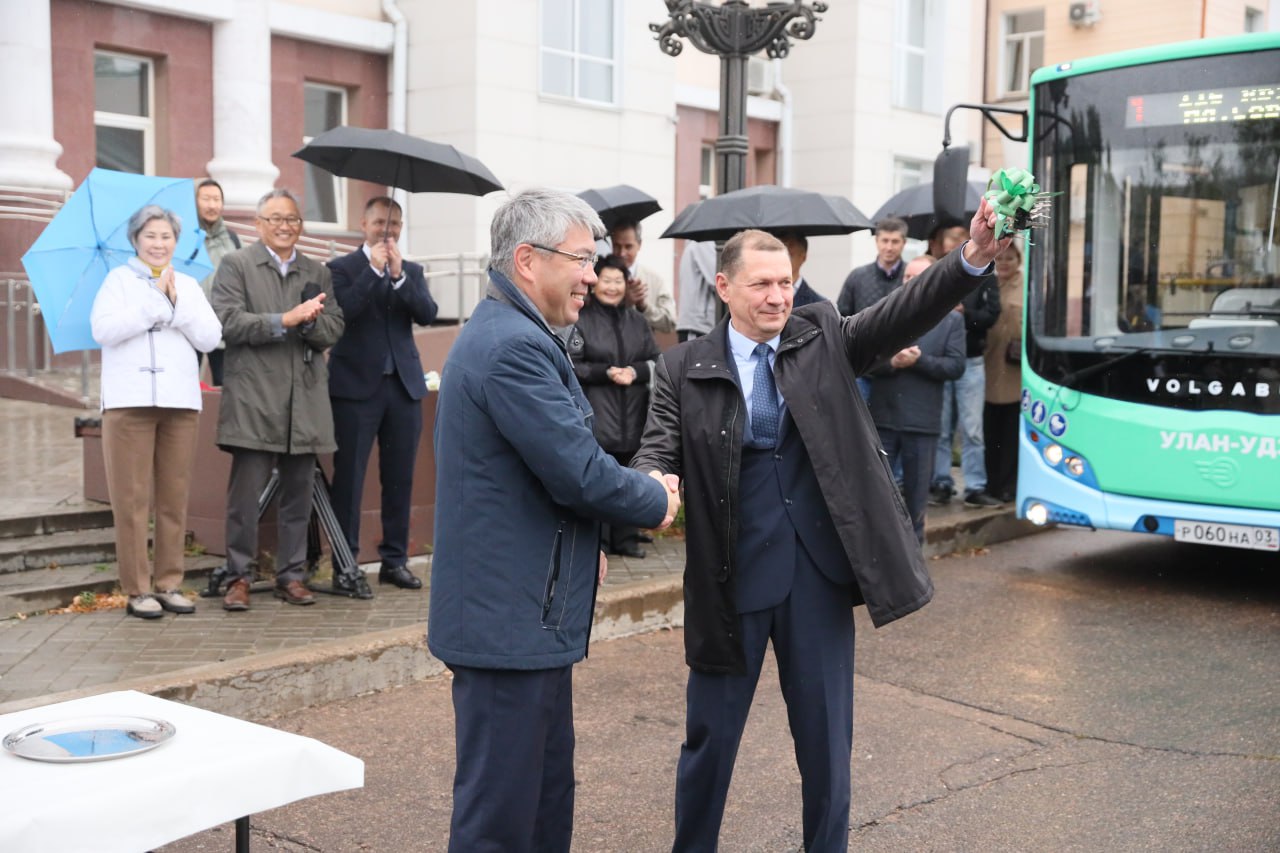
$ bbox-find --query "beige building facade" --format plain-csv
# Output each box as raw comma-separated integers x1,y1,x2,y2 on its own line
980,0,1274,170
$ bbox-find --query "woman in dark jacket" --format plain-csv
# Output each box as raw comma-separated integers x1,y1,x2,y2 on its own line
572,255,661,557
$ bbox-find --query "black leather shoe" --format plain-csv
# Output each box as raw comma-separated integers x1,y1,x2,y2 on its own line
332,571,374,599
379,562,423,589
636,533,655,544
612,544,646,559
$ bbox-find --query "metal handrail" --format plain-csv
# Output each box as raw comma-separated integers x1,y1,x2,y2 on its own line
412,252,490,323
1,247,491,384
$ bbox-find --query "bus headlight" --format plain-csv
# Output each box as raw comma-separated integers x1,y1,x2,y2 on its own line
1026,502,1050,526
1043,444,1064,466
1064,456,1085,477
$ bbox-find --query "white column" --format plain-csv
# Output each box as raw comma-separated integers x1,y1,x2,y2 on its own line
205,0,279,209
0,0,72,189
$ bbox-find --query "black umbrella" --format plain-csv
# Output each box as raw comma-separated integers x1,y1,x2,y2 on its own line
292,126,503,196
871,181,986,240
576,184,662,233
660,185,873,242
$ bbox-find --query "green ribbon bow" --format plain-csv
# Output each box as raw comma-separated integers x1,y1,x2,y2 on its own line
984,168,1041,241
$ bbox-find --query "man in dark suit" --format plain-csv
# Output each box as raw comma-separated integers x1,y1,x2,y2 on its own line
328,196,438,594
631,202,1009,852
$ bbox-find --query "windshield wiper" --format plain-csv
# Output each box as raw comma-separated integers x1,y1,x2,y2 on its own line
1058,346,1150,386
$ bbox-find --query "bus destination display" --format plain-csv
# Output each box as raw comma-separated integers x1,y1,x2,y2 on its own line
1126,84,1279,128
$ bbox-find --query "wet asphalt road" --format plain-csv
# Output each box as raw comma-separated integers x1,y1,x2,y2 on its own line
159,528,1279,852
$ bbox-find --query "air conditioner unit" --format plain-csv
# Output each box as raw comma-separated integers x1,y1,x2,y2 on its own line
747,57,774,95
1068,1,1101,27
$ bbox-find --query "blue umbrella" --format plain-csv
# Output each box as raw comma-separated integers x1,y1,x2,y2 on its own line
20,168,213,353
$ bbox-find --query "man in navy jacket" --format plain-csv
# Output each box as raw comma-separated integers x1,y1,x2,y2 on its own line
328,196,437,594
429,188,679,852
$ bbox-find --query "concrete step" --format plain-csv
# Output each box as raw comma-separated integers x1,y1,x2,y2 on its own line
0,506,114,540
0,555,222,619
0,527,118,574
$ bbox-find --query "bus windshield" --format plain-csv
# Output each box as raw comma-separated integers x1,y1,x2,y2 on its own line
1028,49,1280,387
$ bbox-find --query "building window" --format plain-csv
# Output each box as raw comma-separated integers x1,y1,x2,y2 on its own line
1244,6,1263,32
699,144,715,199
893,158,926,193
94,52,154,174
1001,10,1044,98
540,0,618,105
302,83,347,226
893,0,941,113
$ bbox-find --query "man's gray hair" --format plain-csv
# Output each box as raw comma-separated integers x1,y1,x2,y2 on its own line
127,205,182,247
490,188,604,279
256,187,301,214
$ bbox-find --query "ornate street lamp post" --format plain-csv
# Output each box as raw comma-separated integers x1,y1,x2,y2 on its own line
651,0,827,197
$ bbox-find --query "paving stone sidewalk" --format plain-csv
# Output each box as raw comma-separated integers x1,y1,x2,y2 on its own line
0,539,686,708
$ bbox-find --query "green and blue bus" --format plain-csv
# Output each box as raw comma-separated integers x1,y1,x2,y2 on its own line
1016,31,1280,552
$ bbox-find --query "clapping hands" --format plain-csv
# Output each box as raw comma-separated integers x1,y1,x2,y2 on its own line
157,267,177,305
606,366,637,386
283,292,326,328
368,238,404,279
890,345,921,369
626,277,650,312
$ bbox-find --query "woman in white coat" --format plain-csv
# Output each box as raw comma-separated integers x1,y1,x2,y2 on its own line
91,204,222,619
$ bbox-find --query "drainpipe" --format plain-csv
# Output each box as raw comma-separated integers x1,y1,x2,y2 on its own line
773,58,793,187
382,0,409,249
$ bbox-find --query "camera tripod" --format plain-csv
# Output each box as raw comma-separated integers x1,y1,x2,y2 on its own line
200,463,373,599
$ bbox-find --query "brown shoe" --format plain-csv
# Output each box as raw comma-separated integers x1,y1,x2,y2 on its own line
274,579,316,606
222,577,251,611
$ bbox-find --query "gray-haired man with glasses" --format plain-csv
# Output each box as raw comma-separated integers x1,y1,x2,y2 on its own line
212,188,344,611
429,187,679,852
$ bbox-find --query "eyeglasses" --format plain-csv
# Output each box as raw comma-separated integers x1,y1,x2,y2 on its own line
528,243,597,270
257,215,303,228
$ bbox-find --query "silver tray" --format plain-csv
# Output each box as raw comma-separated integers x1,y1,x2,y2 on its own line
3,715,176,763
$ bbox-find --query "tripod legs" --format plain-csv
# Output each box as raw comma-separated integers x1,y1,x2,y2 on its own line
308,466,373,598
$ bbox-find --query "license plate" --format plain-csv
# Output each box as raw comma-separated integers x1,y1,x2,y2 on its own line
1173,519,1280,552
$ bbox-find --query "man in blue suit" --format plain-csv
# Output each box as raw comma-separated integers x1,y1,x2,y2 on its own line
328,196,437,594
632,201,1010,852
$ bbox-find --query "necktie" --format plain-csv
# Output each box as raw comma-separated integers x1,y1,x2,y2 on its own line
750,343,779,448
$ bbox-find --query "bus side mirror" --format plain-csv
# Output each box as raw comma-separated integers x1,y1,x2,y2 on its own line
933,145,972,225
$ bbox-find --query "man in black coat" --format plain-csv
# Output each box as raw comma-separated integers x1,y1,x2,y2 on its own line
868,255,966,542
836,216,909,400
328,196,437,594
631,201,1010,852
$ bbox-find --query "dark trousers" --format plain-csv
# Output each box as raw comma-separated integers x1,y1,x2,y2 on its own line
224,449,315,582
984,401,1020,500
602,450,640,553
876,429,936,544
674,550,855,853
198,349,224,386
448,664,576,853
330,376,423,565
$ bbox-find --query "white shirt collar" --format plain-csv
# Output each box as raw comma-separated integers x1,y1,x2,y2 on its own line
264,244,297,273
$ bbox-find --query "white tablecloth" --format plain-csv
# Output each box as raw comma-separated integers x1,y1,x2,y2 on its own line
0,690,364,853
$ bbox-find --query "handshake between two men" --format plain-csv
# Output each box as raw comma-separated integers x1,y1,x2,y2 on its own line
648,469,682,530
599,470,680,585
